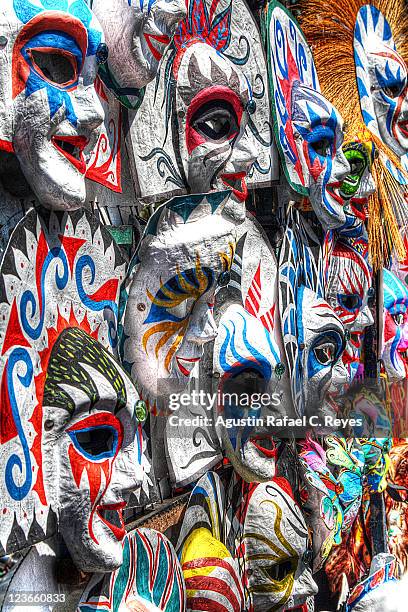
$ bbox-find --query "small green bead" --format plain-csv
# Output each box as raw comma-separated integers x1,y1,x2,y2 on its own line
135,400,147,422
275,363,285,379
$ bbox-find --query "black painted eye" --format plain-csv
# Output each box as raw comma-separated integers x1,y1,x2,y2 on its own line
263,558,296,582
29,49,77,85
383,83,405,98
71,426,117,459
340,295,362,311
393,313,405,326
191,100,239,142
96,42,109,65
349,158,365,174
311,137,332,157
303,548,313,566
313,342,337,366
218,271,231,287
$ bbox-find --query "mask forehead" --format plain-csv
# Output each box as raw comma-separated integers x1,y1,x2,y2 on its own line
354,5,408,148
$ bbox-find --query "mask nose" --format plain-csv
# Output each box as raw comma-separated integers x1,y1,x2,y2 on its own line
331,358,349,390
184,302,218,345
104,435,145,503
73,84,105,134
230,128,258,175
356,305,374,329
365,172,377,196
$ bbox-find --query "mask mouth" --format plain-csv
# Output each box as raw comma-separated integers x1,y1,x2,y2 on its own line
326,181,344,207
398,119,408,138
350,332,363,349
176,356,200,377
398,348,408,359
221,172,248,202
96,502,126,541
349,197,369,220
250,435,277,458
51,135,88,174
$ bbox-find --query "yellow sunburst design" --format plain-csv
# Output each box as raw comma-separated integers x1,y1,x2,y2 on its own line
244,500,298,611
142,253,210,372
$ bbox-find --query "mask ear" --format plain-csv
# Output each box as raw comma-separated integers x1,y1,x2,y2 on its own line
262,1,320,195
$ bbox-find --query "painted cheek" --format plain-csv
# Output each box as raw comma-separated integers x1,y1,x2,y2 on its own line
66,414,123,543
305,143,325,183
384,312,398,344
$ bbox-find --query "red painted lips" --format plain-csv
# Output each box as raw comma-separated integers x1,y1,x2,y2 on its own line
176,356,200,377
221,172,248,202
250,435,277,458
96,501,127,541
52,135,88,174
326,181,344,206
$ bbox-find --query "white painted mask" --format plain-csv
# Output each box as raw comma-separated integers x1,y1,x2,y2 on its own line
175,42,258,221
90,0,186,107
0,0,106,210
122,193,236,414
326,242,373,385
354,5,408,158
265,2,350,230
43,327,148,573
296,286,346,419
382,268,408,381
240,478,317,611
129,0,274,205
213,215,291,482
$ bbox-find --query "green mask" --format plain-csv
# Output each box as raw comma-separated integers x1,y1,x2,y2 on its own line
340,143,371,198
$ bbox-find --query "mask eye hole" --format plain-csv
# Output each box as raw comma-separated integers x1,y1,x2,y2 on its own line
68,425,118,460
383,83,405,99
28,48,77,86
349,158,365,175
310,137,332,158
392,313,405,326
313,342,337,366
339,294,362,312
191,100,239,142
263,558,296,583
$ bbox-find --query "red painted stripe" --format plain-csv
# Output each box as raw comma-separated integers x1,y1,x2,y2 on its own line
185,575,241,612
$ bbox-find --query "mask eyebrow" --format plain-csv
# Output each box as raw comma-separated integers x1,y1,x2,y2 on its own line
43,328,127,417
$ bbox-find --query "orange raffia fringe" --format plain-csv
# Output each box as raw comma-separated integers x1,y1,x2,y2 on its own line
369,158,407,271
